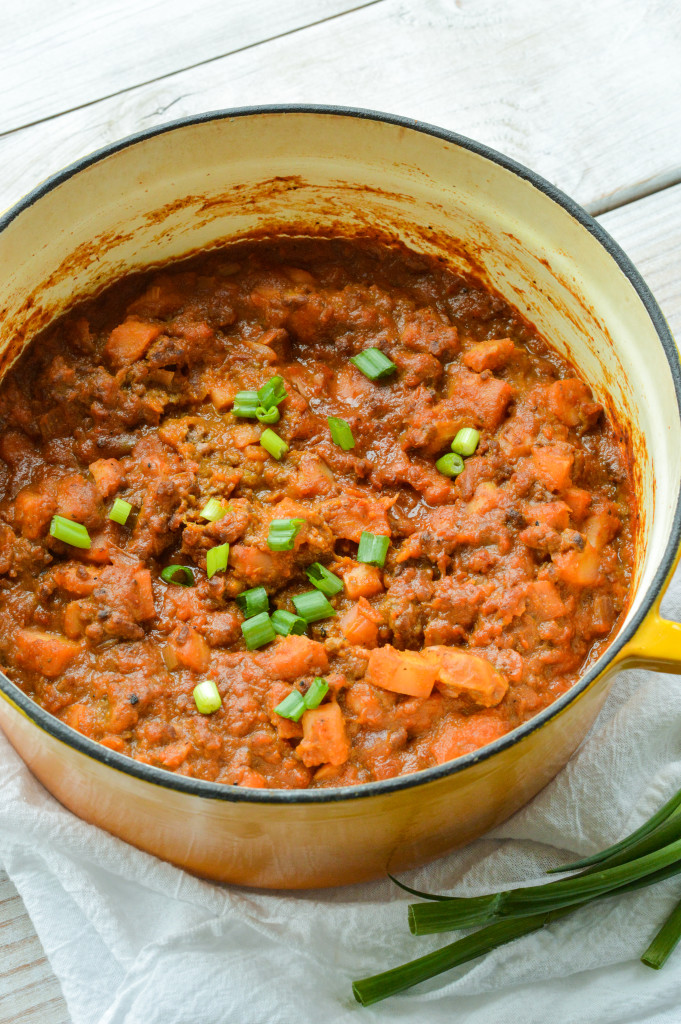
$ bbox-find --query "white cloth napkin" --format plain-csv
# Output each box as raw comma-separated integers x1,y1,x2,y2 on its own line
3,574,681,1024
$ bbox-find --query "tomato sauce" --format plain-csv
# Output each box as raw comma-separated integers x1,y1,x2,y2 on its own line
0,237,635,788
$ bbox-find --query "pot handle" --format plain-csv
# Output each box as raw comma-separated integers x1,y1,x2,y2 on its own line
618,598,681,672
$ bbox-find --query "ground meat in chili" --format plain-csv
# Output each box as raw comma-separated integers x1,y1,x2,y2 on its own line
0,237,636,788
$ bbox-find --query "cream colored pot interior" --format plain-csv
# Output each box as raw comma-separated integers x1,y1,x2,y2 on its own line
0,111,676,654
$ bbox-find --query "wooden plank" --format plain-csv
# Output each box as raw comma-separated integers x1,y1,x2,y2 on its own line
599,182,681,340
1,0,680,216
0,0,382,134
0,872,69,1024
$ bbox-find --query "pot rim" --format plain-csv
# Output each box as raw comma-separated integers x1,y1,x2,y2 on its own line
1,103,680,806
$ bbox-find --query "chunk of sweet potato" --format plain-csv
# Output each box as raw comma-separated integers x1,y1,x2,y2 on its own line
342,562,384,600
552,543,601,586
367,645,439,698
297,702,350,767
268,635,329,681
105,319,162,367
422,646,508,707
15,629,81,677
531,444,574,492
340,598,382,647
89,458,124,499
14,484,56,540
168,625,210,673
462,337,516,373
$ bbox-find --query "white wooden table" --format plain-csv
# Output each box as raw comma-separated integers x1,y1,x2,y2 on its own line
1,2,680,1020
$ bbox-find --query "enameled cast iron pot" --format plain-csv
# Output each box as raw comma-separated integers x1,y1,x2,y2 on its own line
1,107,681,889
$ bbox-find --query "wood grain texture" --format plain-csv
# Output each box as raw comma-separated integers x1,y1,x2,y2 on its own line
1,0,680,217
599,182,681,339
0,0,383,134
0,871,69,1024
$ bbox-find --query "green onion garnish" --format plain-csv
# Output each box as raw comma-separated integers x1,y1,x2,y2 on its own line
241,610,276,650
193,679,222,715
108,498,132,526
328,416,355,450
258,375,287,409
274,690,306,722
350,348,397,381
293,590,336,623
206,543,229,579
435,452,465,477
161,564,194,587
306,562,344,597
235,586,269,618
642,897,681,969
256,405,280,424
451,427,480,457
357,531,390,567
271,609,308,636
49,515,91,549
200,497,226,522
304,677,329,710
232,390,259,418
260,428,288,460
267,518,305,551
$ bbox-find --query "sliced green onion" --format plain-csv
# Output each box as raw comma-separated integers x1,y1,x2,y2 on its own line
193,679,222,715
200,497,226,522
232,390,259,418
267,518,305,551
241,610,276,650
304,677,329,710
260,428,288,460
306,562,344,597
161,564,194,587
256,405,280,424
258,375,287,409
328,415,355,450
357,531,390,567
641,897,681,969
436,452,465,478
108,498,132,526
293,590,336,623
274,690,306,722
271,609,307,636
350,348,397,381
49,515,91,549
451,427,480,457
235,586,269,618
206,543,229,579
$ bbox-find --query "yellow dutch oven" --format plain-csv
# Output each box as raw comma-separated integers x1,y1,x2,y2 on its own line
0,107,680,889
